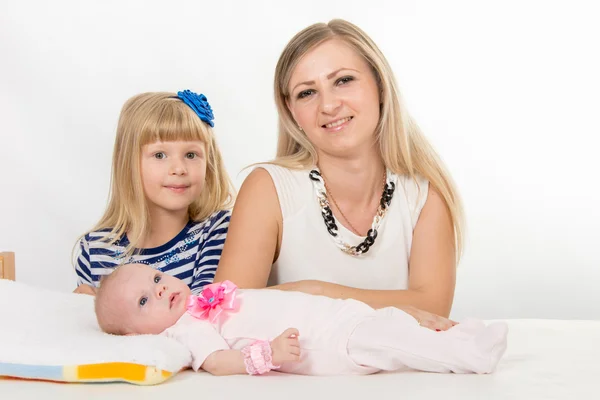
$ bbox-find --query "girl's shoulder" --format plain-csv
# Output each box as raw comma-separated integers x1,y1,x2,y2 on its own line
189,209,231,236
81,228,127,247
193,209,231,227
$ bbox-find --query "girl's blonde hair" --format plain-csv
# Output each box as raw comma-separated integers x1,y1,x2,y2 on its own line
273,19,464,260
77,92,234,257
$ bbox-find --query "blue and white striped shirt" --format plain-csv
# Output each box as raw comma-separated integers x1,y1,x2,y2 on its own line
75,210,230,295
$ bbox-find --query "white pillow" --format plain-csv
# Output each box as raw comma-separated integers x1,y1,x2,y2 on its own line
0,279,191,385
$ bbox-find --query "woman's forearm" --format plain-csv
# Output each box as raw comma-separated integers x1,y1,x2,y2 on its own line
323,284,452,317
271,280,452,318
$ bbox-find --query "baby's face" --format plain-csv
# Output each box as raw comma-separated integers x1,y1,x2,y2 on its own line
112,263,192,334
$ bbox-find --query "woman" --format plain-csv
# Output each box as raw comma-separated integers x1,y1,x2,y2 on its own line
216,19,464,331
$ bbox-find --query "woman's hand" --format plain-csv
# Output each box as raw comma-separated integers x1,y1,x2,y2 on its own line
73,284,96,296
400,305,458,331
271,328,301,365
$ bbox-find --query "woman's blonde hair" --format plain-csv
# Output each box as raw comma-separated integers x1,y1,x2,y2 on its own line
273,19,464,259
76,92,234,257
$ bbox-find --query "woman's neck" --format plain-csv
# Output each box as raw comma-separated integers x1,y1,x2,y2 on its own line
139,208,189,249
316,147,386,209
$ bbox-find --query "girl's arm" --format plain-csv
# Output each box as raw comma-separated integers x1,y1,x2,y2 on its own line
191,210,232,294
73,236,97,295
73,284,96,295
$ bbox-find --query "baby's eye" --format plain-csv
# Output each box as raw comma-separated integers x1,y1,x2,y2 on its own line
139,297,148,307
154,274,161,283
185,152,196,159
154,152,166,159
297,89,315,99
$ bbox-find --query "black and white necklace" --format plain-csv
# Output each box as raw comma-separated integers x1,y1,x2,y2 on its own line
309,168,396,256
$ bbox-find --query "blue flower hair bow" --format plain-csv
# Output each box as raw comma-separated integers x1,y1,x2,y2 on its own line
177,90,215,127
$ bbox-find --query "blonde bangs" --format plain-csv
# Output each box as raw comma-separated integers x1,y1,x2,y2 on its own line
139,98,211,147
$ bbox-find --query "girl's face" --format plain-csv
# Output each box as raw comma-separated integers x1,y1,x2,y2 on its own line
140,140,207,217
286,39,381,159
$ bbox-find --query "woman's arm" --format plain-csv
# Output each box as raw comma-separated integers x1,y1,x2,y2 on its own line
214,168,282,287
271,188,457,318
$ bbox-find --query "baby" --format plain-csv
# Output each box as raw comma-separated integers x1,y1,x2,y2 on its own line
95,263,508,376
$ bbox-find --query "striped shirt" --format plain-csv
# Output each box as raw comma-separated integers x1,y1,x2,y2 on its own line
75,210,230,295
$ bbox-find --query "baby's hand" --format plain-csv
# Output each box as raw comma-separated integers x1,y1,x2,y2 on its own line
271,328,301,365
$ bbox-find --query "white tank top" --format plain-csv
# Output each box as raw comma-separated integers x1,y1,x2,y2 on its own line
257,164,429,290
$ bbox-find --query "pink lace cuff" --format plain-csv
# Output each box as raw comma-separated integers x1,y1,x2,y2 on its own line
241,340,280,375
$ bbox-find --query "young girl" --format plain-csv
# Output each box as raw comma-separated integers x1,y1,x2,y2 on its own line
74,90,234,295
95,263,509,376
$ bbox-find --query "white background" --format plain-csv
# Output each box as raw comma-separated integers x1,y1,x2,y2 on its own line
1,0,598,320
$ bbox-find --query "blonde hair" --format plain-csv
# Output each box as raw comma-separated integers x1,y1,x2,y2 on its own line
273,19,464,260
76,92,234,258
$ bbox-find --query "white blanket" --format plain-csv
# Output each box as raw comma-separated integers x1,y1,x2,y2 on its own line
0,278,597,399
0,279,190,378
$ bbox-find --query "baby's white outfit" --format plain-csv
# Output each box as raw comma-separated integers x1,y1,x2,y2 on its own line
162,289,508,376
